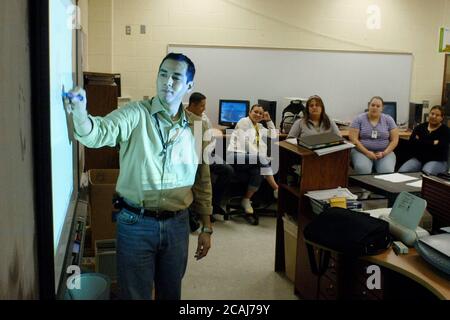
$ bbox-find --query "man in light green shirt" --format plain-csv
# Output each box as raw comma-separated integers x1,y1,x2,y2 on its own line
65,53,212,300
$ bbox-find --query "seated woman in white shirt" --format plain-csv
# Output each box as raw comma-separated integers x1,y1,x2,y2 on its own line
227,104,279,223
287,95,340,139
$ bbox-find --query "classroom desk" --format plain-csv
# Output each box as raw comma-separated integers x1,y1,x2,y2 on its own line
349,172,422,206
421,175,450,232
303,238,450,300
340,128,413,170
364,247,450,300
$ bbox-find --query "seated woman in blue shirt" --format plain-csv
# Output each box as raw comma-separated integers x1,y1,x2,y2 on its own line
399,105,450,175
287,95,340,139
349,96,399,174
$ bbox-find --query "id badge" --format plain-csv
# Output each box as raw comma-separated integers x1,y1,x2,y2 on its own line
371,130,378,139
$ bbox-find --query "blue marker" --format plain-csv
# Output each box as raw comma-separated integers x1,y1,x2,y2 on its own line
62,91,84,102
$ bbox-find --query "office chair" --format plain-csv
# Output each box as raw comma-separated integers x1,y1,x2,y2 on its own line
220,165,277,226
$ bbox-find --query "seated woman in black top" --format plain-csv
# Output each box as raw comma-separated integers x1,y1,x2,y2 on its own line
399,105,450,175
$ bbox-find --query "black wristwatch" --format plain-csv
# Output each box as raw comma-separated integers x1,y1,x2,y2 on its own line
201,226,213,235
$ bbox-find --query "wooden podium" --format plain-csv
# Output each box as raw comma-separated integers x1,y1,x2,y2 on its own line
275,141,350,299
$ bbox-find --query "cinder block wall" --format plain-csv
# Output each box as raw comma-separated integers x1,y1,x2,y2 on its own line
86,0,450,108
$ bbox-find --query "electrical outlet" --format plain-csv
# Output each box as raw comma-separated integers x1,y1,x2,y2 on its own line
140,25,146,34
125,25,131,35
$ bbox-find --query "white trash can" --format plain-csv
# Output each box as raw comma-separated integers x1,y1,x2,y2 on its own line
66,273,111,300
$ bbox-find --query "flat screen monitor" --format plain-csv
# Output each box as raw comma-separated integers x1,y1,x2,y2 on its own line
218,100,249,127
382,101,397,123
257,99,277,124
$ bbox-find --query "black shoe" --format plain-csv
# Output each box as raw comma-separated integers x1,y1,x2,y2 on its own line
244,214,259,226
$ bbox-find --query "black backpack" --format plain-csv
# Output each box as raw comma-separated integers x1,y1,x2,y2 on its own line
280,100,305,134
303,207,391,257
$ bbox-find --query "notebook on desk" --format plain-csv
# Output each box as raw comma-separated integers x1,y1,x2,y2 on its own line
297,132,344,150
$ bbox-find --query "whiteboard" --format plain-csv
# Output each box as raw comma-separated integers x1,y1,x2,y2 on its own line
49,0,79,291
169,45,413,127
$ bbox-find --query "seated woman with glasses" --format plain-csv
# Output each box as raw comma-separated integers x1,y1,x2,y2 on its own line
398,105,449,175
227,104,279,225
287,95,340,139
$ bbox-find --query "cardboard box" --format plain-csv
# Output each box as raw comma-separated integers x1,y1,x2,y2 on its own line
88,169,119,250
282,215,298,282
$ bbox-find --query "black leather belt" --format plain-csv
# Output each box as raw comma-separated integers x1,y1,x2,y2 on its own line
119,200,182,220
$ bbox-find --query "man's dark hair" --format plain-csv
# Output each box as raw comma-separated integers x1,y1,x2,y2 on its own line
159,53,196,82
189,92,206,105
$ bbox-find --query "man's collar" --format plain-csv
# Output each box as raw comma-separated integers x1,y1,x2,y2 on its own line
184,108,201,119
150,97,189,126
149,97,166,116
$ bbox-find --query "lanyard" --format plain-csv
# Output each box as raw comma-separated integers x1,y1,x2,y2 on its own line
149,98,189,211
153,109,188,156
154,113,169,156
152,98,187,156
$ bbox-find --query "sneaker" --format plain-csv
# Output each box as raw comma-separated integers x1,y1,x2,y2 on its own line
273,188,279,200
241,198,254,214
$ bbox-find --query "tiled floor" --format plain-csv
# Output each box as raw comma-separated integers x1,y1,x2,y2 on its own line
181,215,299,300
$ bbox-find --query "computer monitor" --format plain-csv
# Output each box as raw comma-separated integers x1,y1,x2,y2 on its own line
218,99,250,127
408,102,423,129
382,101,397,123
257,99,277,124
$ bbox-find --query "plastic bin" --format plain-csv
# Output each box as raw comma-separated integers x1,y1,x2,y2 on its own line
282,215,298,282
66,273,111,300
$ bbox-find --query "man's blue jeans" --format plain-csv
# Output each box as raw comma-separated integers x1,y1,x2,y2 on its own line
116,206,189,300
